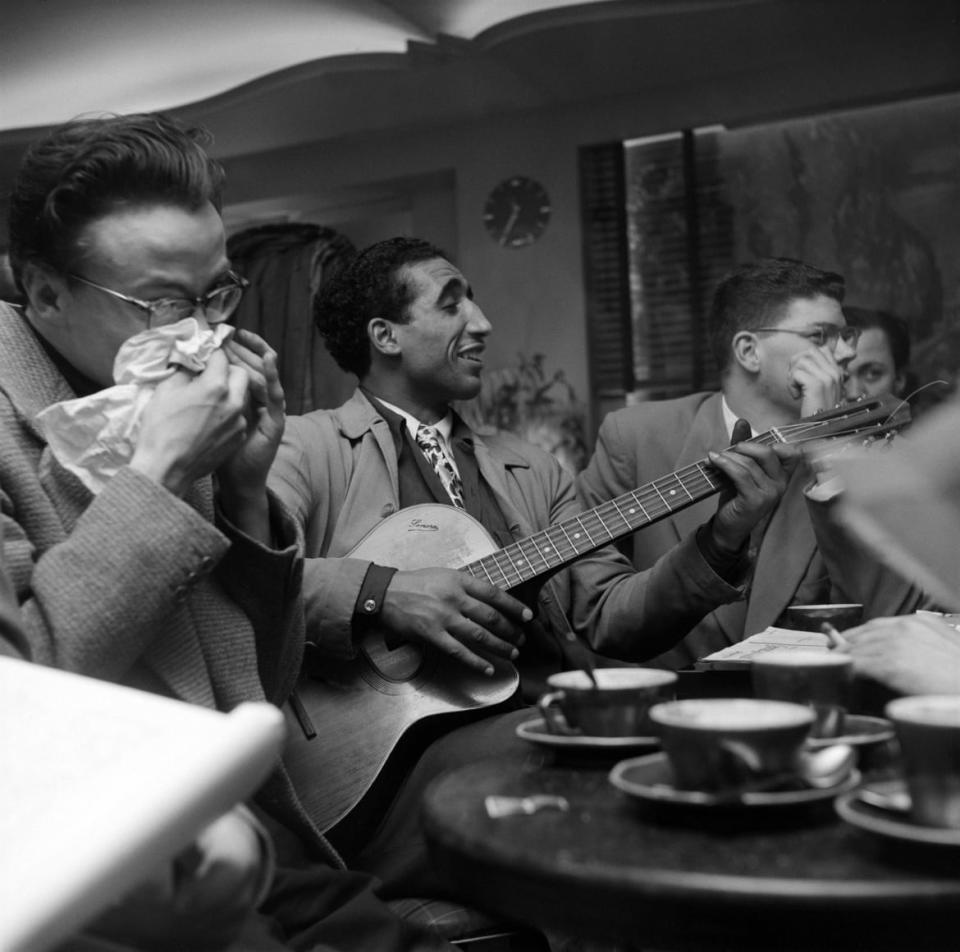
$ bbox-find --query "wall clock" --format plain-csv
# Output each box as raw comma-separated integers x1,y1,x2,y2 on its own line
483,176,551,248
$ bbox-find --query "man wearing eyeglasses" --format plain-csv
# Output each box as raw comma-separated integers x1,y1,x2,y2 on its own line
578,257,861,669
0,114,454,951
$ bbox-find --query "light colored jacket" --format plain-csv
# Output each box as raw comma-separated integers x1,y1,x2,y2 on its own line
0,303,341,867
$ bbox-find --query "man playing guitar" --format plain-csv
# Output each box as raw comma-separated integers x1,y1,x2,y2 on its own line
268,237,794,899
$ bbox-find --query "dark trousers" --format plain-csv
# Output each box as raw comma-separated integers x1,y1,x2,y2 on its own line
333,707,547,900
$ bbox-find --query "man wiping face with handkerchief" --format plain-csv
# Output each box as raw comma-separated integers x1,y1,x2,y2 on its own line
38,315,240,494
0,114,449,952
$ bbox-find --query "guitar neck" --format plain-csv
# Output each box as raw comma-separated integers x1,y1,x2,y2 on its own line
461,396,908,592
463,431,785,592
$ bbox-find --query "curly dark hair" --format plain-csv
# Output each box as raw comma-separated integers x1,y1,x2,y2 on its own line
314,236,448,378
7,112,224,294
709,257,845,373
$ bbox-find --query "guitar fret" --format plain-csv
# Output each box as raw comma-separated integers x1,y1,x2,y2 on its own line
695,461,721,491
497,546,524,587
525,534,555,573
481,555,508,589
573,516,596,549
652,479,678,510
547,525,578,561
674,472,695,502
643,485,672,518
610,498,634,532
556,522,578,553
625,492,651,524
510,538,544,583
586,508,616,541
474,556,507,588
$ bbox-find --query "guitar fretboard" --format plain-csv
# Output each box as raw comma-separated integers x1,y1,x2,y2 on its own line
460,403,903,592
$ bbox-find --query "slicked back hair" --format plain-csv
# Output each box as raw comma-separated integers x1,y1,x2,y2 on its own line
8,112,224,293
709,257,845,374
315,236,448,379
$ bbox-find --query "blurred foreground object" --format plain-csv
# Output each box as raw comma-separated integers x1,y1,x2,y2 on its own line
831,397,960,612
0,657,283,952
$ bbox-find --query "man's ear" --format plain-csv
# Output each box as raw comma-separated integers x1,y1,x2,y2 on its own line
368,317,401,357
20,261,67,321
731,330,762,374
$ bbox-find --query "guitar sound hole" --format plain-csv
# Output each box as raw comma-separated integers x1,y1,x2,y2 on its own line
361,634,425,682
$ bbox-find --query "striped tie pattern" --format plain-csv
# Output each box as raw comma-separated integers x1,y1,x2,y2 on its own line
415,424,465,509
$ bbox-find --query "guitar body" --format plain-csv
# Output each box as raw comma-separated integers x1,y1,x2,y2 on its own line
284,505,520,833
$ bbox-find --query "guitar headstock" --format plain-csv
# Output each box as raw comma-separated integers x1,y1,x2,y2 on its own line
776,394,912,448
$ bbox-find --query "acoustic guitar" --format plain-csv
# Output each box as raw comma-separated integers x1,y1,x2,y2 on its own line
283,395,910,831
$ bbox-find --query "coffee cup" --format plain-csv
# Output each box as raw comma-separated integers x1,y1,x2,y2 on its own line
538,667,677,737
779,603,863,632
886,695,960,828
649,698,815,791
752,649,853,738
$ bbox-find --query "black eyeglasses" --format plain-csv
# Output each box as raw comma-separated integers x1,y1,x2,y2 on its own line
68,271,249,328
753,324,861,349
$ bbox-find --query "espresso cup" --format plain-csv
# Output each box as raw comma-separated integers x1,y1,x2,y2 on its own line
752,650,853,738
649,698,815,791
538,667,677,737
780,603,863,632
886,695,960,828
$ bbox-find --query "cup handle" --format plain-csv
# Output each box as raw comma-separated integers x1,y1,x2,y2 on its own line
538,691,575,735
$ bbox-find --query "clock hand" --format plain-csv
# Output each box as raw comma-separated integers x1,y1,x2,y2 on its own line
499,202,521,247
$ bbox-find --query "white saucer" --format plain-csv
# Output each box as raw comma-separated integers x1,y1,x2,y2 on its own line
515,717,659,753
836,780,960,849
805,714,895,750
609,752,860,810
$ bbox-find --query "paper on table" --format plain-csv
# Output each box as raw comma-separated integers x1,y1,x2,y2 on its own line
36,318,234,494
0,657,284,952
701,627,832,664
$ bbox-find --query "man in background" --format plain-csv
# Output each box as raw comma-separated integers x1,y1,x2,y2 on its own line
578,257,860,669
843,305,912,401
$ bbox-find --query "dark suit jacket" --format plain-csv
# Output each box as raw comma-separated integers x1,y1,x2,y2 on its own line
578,391,837,669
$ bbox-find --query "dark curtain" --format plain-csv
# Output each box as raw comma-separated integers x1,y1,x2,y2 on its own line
227,223,357,415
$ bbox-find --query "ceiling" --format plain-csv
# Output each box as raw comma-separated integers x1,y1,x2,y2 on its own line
2,0,959,196
0,0,630,132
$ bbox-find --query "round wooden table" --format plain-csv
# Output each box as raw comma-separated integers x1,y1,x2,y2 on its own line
422,758,960,951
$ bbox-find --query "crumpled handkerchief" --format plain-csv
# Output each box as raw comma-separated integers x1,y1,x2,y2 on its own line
37,317,235,494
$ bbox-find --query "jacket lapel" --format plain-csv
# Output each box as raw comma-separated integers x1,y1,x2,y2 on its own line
338,391,401,493
668,393,731,544
743,466,817,636
471,435,534,540
670,394,752,648
0,307,78,435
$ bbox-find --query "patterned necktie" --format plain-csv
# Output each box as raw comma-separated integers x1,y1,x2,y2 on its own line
415,424,465,509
